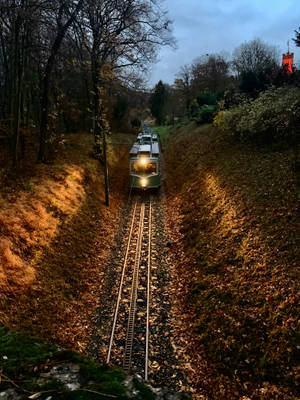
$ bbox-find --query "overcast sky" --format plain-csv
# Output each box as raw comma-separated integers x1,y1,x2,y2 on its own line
147,0,300,87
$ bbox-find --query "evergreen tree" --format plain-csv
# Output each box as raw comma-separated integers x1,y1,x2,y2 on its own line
150,80,167,125
293,27,300,47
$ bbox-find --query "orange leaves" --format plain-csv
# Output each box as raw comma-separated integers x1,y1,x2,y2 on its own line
0,166,87,294
163,123,299,398
0,133,128,355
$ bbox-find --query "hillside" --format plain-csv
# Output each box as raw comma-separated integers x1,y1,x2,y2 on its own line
162,123,299,399
0,132,132,350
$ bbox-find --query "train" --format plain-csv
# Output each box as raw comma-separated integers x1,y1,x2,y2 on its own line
129,124,161,189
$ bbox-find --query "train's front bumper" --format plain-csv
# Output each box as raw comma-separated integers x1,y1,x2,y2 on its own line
130,174,161,189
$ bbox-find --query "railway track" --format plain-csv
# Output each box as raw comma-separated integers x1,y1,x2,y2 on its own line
107,194,152,379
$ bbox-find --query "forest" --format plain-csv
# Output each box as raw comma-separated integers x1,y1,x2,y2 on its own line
0,0,172,169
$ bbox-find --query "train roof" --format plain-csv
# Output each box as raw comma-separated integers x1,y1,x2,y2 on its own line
130,141,160,157
130,143,139,155
151,142,159,155
138,132,152,139
139,144,151,153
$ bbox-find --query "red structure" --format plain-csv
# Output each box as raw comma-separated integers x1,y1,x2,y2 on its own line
282,52,294,73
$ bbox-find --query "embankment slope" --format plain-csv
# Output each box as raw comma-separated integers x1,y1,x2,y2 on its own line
0,133,131,351
164,123,299,399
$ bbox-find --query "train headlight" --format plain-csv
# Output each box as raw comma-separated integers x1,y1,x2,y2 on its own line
140,178,148,187
139,157,148,166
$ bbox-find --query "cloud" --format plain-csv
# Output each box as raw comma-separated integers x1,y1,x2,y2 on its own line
148,0,300,86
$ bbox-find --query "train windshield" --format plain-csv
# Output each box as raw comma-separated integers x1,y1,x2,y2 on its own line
140,137,151,145
131,161,157,175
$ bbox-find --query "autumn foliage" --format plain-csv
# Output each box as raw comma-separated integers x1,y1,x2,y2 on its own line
164,123,299,399
214,86,300,145
0,166,85,293
0,133,129,352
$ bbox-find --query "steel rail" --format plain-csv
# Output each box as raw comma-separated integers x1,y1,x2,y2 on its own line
145,196,152,380
123,201,145,373
106,201,138,364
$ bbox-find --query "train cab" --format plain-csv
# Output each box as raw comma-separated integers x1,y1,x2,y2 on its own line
129,139,161,189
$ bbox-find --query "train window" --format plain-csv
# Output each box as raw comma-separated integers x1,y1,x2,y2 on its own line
131,161,157,174
141,137,151,145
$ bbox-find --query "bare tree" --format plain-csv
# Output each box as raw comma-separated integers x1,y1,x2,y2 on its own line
174,65,192,116
0,0,174,192
37,0,85,163
82,0,174,205
191,53,230,94
0,0,45,167
232,38,279,75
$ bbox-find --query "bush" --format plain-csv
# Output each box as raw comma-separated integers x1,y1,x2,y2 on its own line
189,102,217,125
214,86,300,144
197,92,217,106
198,104,217,124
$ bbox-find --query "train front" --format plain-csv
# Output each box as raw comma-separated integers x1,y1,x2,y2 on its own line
130,144,160,189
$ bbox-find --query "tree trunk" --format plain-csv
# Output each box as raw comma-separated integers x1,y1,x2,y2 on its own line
37,0,85,162
91,51,101,155
11,12,24,169
91,50,110,206
38,66,51,162
0,31,9,118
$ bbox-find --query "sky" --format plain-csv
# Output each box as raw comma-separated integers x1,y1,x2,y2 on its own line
147,0,300,87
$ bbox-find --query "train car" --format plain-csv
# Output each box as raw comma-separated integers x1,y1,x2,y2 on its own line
129,130,161,189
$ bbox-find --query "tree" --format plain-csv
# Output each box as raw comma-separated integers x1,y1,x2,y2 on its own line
82,0,174,205
113,96,128,121
232,38,279,75
0,0,45,168
0,0,174,206
293,27,300,47
174,65,192,116
191,54,231,95
38,0,85,163
149,80,167,125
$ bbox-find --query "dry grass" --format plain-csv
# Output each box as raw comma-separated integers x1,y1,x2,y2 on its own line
0,165,86,294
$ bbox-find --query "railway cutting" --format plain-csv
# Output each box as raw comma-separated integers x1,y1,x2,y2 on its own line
90,124,186,392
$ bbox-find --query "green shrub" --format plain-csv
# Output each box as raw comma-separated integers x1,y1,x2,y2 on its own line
197,92,217,106
189,102,216,125
214,86,300,144
194,104,216,124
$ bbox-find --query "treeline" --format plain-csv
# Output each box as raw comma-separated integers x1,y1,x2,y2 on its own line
0,0,173,168
150,36,300,146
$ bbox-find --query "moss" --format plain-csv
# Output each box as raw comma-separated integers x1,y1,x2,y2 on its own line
0,326,57,382
0,327,128,399
132,378,156,400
